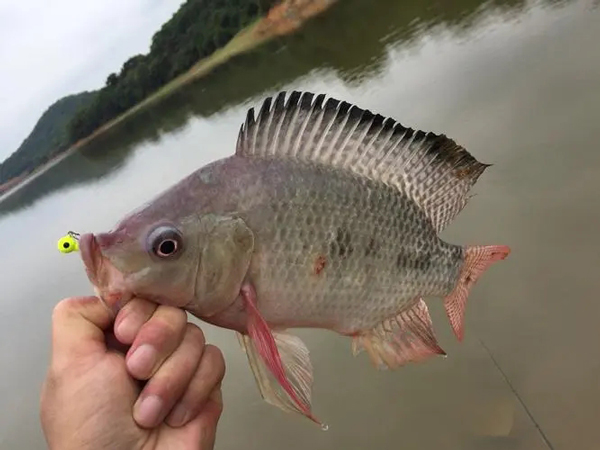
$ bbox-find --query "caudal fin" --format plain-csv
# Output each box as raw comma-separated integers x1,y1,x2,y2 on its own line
444,245,510,341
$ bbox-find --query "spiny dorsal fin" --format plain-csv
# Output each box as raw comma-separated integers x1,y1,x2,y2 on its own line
236,91,490,232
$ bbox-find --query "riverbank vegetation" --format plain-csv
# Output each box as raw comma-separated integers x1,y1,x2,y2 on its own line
0,0,278,190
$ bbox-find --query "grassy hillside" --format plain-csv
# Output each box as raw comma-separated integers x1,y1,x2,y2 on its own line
0,91,97,184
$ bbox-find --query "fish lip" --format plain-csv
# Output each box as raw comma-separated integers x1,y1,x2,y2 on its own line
79,233,98,284
79,232,129,310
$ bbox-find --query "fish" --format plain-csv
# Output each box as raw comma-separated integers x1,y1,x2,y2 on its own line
78,90,511,427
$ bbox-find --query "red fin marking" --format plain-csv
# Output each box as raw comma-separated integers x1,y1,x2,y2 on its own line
241,284,321,425
352,298,446,370
445,245,511,341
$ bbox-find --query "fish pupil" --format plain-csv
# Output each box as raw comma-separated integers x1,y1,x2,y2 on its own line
63,242,70,249
158,239,176,255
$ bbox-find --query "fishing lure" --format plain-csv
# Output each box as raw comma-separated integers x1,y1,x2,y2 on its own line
57,231,80,253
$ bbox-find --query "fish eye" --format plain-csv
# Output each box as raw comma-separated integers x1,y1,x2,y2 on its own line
147,226,183,259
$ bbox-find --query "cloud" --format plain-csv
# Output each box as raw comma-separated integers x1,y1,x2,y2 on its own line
0,0,183,159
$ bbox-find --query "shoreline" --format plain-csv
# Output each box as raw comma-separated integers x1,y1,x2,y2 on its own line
0,0,337,200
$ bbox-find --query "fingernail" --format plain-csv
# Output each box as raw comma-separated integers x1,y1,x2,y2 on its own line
127,344,157,376
168,403,190,427
135,395,163,427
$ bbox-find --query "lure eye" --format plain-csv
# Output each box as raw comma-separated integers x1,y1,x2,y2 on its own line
147,226,183,259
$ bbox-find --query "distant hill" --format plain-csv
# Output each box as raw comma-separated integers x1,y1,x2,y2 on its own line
1,0,280,190
0,91,97,186
68,0,279,144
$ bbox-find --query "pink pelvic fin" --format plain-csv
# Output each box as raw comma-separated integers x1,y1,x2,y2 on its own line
352,298,446,370
444,245,511,341
240,284,321,426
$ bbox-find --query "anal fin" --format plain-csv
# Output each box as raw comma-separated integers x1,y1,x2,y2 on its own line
238,284,322,426
352,298,446,370
445,245,511,341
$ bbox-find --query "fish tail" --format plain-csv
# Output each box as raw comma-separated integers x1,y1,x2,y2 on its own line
444,245,511,341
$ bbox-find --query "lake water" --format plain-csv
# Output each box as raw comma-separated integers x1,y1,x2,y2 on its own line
2,0,600,448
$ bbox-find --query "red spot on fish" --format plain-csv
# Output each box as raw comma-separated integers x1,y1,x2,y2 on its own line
314,255,327,275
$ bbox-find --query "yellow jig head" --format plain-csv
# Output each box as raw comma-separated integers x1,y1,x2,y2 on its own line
57,231,80,254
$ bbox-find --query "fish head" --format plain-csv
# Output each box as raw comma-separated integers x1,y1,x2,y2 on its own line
79,214,205,310
79,209,255,318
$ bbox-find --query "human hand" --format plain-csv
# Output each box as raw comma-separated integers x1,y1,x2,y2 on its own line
40,296,226,450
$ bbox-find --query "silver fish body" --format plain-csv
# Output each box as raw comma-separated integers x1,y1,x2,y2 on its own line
78,91,510,427
203,155,464,333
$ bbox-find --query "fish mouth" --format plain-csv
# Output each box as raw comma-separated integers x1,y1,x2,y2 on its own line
79,233,131,311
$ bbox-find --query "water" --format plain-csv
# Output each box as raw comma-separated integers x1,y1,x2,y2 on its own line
1,0,599,448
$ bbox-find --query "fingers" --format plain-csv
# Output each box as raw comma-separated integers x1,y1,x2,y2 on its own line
165,344,226,428
190,386,224,450
111,298,226,431
114,298,159,345
50,296,114,372
133,323,206,428
201,387,224,448
153,386,224,449
125,305,188,380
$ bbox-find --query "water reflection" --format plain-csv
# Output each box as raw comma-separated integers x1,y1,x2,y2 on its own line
0,0,557,218
3,0,599,448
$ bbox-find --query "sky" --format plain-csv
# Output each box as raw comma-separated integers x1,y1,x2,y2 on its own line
0,0,184,161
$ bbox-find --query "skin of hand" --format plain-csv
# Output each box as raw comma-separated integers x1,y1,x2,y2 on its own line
40,296,226,450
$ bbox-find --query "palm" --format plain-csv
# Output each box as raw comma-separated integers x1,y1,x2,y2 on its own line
68,352,211,450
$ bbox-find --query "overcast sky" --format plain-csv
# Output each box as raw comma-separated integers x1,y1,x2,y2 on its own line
0,0,184,160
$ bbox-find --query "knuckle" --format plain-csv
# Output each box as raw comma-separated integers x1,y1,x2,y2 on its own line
153,321,181,343
52,296,97,322
115,299,153,331
147,313,186,342
115,297,141,319
203,344,226,378
175,358,199,381
51,297,78,319
156,307,187,333
147,376,175,400
164,305,187,322
129,296,153,310
212,391,224,414
185,323,206,347
146,365,188,401
132,298,157,316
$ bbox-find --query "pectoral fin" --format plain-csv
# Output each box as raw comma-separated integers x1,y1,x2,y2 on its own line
238,283,322,426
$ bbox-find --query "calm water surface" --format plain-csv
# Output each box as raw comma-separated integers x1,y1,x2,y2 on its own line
2,0,599,448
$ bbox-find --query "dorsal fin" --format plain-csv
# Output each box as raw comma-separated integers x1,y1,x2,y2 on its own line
236,91,490,232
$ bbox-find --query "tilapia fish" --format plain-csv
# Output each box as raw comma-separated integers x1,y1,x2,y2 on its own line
78,91,510,426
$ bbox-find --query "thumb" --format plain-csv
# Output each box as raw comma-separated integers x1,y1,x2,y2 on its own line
50,296,114,371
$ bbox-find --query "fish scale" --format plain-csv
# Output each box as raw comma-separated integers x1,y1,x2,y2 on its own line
237,158,463,332
78,90,510,427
